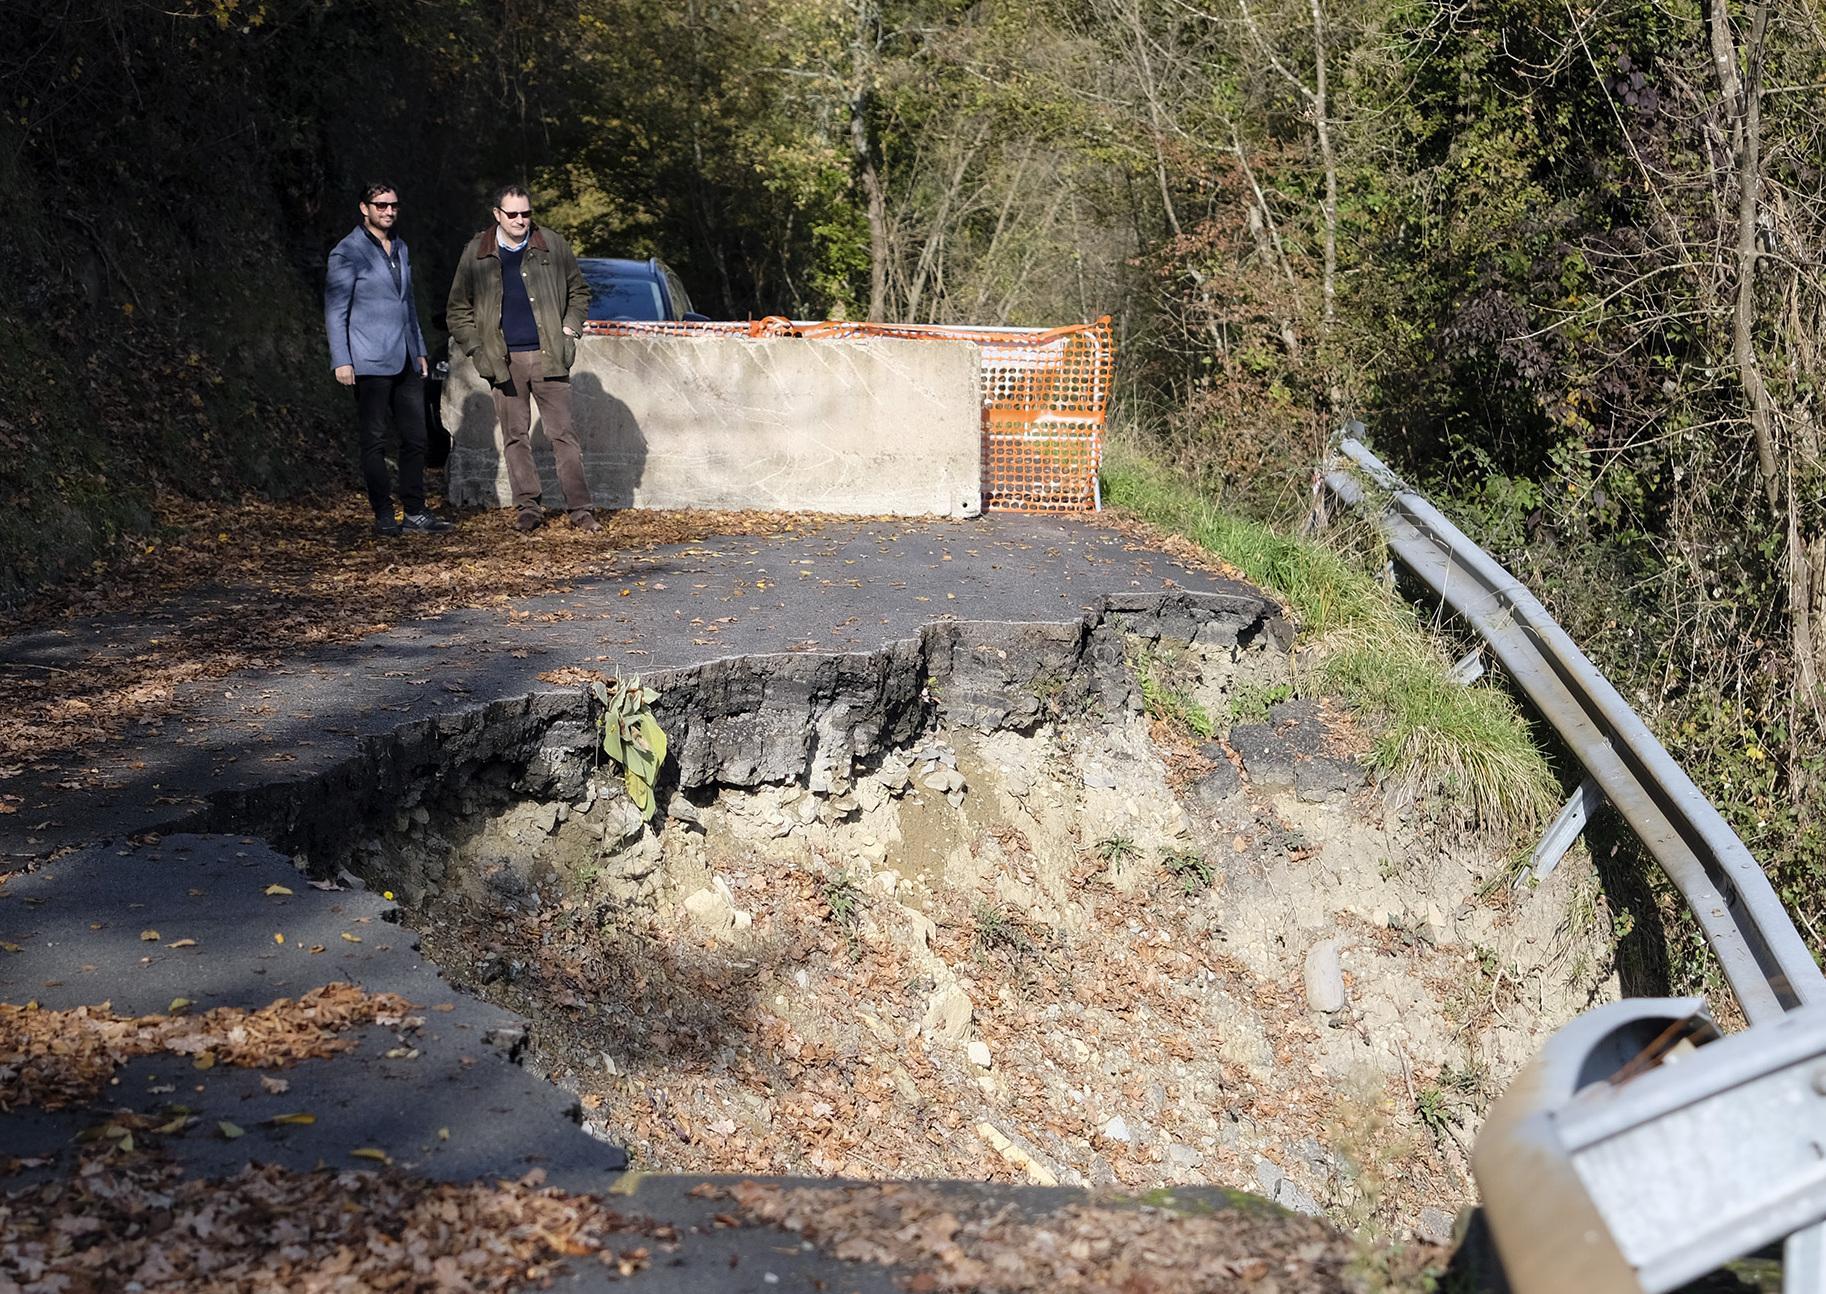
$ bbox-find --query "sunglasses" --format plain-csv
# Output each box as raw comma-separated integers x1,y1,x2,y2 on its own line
366,200,399,209
497,208,532,219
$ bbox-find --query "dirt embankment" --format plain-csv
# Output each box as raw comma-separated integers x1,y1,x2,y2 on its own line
370,631,1615,1249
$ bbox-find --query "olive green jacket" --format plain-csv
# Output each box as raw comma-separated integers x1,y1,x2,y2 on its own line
445,224,591,382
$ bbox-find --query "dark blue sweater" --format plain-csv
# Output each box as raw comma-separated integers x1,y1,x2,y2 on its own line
499,242,541,353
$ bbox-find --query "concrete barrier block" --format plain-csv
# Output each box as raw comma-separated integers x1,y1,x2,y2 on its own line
442,334,983,518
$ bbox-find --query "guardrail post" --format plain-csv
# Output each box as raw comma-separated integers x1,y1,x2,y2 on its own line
1519,775,1604,888
1448,647,1486,685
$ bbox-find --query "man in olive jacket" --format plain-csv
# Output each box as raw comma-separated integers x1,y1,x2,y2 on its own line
445,184,599,532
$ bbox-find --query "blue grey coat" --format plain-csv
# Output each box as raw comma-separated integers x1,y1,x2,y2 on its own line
324,227,426,375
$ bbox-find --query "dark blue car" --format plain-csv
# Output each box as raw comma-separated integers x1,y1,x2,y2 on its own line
579,257,708,323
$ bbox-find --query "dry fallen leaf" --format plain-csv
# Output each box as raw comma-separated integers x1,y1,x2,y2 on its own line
139,930,159,942
270,1112,316,1127
263,884,294,897
350,1147,391,1164
167,939,197,949
218,1121,244,1139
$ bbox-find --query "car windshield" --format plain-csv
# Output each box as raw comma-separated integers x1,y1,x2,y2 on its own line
584,274,666,321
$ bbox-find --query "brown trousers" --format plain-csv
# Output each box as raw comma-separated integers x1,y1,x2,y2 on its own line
493,350,593,514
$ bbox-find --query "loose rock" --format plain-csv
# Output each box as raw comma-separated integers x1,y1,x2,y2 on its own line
1303,938,1346,1014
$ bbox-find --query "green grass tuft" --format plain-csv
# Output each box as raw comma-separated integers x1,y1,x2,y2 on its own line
1161,848,1216,895
1104,444,1557,835
1320,628,1557,830
1103,448,1397,635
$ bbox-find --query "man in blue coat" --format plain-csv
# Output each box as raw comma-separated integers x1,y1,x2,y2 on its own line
324,182,453,536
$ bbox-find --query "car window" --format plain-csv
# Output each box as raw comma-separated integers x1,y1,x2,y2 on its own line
584,277,667,322
662,269,694,319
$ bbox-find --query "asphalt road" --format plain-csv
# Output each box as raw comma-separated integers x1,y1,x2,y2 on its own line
1,515,1253,860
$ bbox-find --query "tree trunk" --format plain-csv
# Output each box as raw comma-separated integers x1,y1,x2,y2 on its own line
1713,0,1780,507
1309,0,1336,330
849,0,888,322
1711,0,1826,704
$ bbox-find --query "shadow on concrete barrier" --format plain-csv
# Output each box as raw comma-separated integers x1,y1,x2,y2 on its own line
453,372,649,511
443,334,982,518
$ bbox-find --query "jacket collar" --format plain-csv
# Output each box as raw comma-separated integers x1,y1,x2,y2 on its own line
355,226,406,293
474,226,549,260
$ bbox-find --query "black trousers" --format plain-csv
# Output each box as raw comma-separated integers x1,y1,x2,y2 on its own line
352,365,427,518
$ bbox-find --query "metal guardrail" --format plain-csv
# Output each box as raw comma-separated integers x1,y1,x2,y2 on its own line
1321,433,1826,1291
1473,995,1826,1292
1322,435,1823,1022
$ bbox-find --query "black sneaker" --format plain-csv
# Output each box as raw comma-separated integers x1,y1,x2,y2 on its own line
373,515,403,537
401,511,454,533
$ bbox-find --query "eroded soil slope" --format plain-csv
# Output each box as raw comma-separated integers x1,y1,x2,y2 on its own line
391,637,1616,1247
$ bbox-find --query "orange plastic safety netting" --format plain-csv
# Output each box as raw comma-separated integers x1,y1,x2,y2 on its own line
582,316,1113,512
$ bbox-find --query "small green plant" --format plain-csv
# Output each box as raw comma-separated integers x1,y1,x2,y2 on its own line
1415,1085,1454,1142
820,873,863,927
1161,848,1215,895
1030,668,1079,719
972,902,1035,959
1131,644,1215,738
1096,834,1139,865
1564,947,1594,986
1229,680,1294,723
592,675,668,821
1440,1059,1488,1099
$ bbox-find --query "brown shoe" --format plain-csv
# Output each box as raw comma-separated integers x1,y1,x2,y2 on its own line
513,509,544,533
569,510,603,534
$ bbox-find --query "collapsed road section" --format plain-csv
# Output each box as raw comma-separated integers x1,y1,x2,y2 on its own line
1,518,1621,1291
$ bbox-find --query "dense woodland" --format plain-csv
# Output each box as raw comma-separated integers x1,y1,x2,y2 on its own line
5,0,1826,979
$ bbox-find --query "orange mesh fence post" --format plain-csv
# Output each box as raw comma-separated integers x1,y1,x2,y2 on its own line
581,315,1113,512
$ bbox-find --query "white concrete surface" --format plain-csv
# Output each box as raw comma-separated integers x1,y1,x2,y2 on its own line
442,334,983,518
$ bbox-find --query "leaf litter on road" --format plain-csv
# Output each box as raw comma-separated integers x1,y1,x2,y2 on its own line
0,494,830,803
0,1155,669,1293
0,982,412,1110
